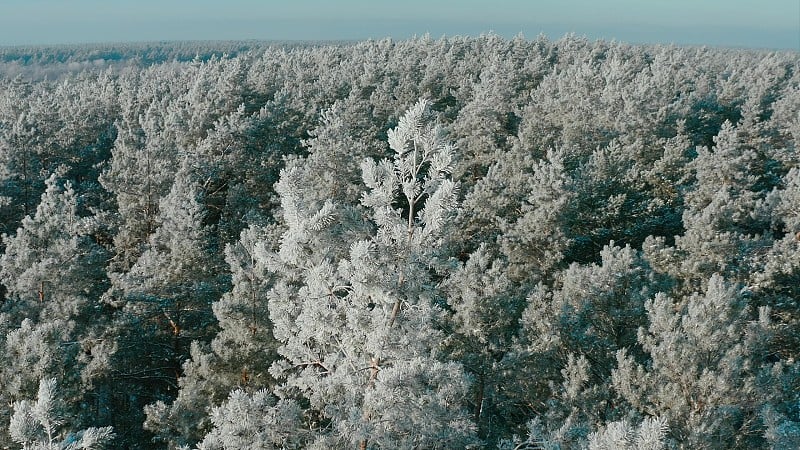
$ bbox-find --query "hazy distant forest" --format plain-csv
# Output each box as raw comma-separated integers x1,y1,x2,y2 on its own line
0,34,799,449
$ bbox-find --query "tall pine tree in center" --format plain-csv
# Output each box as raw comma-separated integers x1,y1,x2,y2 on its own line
199,99,478,449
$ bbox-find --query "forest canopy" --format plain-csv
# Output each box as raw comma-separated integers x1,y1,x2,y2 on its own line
0,34,798,449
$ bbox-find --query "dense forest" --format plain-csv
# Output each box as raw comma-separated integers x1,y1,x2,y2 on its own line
0,34,798,449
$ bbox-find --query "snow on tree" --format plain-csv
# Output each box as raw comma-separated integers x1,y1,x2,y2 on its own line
103,159,226,445
0,34,797,449
512,243,661,442
244,99,478,449
440,244,528,441
497,148,572,283
195,389,304,450
99,95,181,270
644,120,776,298
499,415,668,450
451,53,521,182
9,378,114,450
612,274,780,448
1,173,108,319
111,157,223,354
144,224,281,448
0,173,111,446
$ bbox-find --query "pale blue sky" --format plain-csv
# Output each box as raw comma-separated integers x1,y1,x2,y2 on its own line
0,0,797,49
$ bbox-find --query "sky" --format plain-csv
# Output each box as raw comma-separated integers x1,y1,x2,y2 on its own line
0,0,797,50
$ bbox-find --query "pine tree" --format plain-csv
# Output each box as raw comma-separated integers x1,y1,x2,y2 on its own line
451,53,520,182
586,416,668,450
499,415,668,450
9,378,114,450
99,94,180,270
612,274,778,448
513,244,659,442
563,139,659,263
143,224,281,448
195,389,304,450
1,173,108,320
0,174,112,446
250,99,478,448
646,120,774,292
293,94,388,208
440,244,528,442
746,166,800,442
105,160,225,445
0,95,48,235
496,148,571,283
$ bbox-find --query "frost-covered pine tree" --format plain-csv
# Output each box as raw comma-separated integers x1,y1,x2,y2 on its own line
1,173,108,321
645,121,774,292
99,94,180,270
195,389,305,450
292,94,389,208
612,274,779,448
497,148,572,283
223,99,479,449
0,79,117,235
499,415,668,450
440,244,528,443
104,159,225,443
9,378,114,450
111,157,222,343
734,165,800,447
154,98,392,448
0,173,112,446
144,224,282,448
564,139,659,263
451,53,521,182
0,104,44,233
513,244,660,442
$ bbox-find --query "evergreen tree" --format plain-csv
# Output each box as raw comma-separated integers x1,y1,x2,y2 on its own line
612,275,779,448
0,174,112,447
497,148,572,283
500,415,668,450
451,53,520,182
747,166,800,442
441,245,528,443
513,244,659,443
9,378,114,450
0,173,108,321
0,34,796,449
144,224,281,448
250,99,478,448
99,95,180,270
104,160,225,445
196,389,304,450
